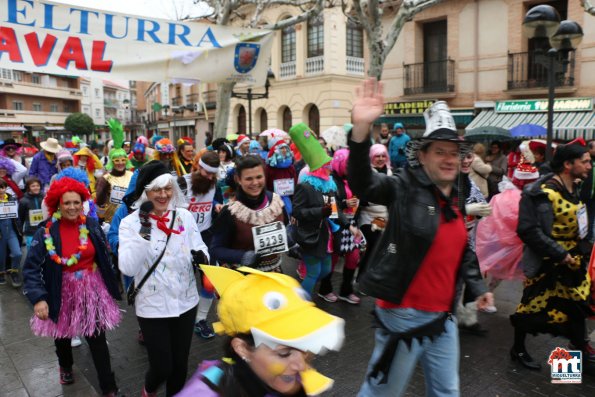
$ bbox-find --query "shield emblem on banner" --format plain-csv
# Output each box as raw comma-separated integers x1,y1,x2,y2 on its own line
234,43,260,74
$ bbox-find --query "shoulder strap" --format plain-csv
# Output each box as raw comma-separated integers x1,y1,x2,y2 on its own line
133,210,176,294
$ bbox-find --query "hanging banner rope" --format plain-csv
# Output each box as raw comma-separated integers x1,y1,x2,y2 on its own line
0,0,273,85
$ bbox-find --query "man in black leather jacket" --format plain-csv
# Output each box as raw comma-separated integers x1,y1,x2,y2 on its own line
348,79,492,397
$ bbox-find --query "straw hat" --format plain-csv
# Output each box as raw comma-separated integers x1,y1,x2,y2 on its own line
40,138,62,154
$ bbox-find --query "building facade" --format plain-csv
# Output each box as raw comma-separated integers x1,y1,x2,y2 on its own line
227,5,366,136
0,69,81,143
379,0,595,140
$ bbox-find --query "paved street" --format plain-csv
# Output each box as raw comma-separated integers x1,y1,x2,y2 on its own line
1,258,594,397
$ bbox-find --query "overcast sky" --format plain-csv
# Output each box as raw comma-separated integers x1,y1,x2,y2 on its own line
53,0,210,20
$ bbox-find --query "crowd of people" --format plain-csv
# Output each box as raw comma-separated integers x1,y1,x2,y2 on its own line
0,78,593,396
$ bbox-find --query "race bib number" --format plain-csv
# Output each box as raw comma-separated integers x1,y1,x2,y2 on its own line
188,201,212,225
273,178,295,196
29,209,44,226
577,205,588,239
109,186,127,205
0,201,18,219
252,221,288,256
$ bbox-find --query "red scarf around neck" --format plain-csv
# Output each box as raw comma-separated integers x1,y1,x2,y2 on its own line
148,210,180,236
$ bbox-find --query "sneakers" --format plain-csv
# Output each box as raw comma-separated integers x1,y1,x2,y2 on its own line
71,336,82,347
480,305,498,314
194,320,215,339
338,293,361,305
8,270,22,288
59,367,75,385
317,292,338,303
0,272,6,285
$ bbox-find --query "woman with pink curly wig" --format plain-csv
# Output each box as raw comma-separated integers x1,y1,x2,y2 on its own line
22,176,123,396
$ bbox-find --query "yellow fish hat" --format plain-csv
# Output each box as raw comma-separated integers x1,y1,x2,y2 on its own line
200,265,345,395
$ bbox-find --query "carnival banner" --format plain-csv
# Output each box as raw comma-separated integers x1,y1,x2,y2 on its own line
0,0,274,85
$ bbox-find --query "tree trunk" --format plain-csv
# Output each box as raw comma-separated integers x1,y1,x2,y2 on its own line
368,54,384,80
213,82,236,139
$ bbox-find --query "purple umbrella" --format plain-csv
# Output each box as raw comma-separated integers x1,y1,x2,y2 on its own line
510,123,547,138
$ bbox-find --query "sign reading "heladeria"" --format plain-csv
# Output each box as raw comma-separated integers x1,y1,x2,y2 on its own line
495,98,593,113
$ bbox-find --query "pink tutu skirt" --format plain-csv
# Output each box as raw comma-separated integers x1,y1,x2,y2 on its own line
30,268,121,339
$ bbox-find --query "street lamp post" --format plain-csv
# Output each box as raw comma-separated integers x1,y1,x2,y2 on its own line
523,5,583,161
231,71,275,138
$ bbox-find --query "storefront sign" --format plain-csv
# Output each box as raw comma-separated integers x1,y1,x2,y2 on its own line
384,100,435,115
0,0,273,85
495,98,593,113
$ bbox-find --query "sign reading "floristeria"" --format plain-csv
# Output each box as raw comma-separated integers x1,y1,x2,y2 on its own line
384,100,435,115
0,0,274,85
495,98,593,113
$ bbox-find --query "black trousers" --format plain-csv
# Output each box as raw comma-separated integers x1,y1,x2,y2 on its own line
137,305,197,396
55,331,117,394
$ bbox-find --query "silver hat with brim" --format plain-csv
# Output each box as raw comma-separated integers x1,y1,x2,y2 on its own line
406,101,474,168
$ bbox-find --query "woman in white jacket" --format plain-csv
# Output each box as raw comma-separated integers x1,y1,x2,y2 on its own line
119,161,208,397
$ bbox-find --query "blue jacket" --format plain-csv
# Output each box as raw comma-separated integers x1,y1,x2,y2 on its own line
107,169,139,253
388,134,411,166
22,217,121,322
29,151,58,186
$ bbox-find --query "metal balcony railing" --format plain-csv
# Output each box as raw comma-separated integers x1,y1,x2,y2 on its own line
507,50,576,90
186,93,199,104
403,59,455,95
172,96,183,106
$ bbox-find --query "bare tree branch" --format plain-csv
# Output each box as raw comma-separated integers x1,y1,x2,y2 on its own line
383,0,444,60
263,0,324,30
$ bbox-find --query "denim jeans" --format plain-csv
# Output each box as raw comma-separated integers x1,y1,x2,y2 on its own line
0,220,22,272
358,307,460,397
301,254,332,295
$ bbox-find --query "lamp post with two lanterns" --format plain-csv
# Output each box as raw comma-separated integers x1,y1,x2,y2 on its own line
522,5,584,161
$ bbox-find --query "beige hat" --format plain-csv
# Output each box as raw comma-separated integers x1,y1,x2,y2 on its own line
40,138,62,154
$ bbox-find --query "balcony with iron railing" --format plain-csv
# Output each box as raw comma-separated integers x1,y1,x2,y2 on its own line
280,61,296,79
172,96,183,107
203,90,217,110
186,93,199,104
305,56,324,75
103,99,119,109
403,59,455,96
507,50,576,90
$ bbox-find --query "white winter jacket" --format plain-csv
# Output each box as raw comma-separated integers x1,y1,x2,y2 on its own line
119,208,208,318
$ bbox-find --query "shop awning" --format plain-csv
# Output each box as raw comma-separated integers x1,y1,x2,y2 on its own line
465,110,595,140
376,110,475,129
44,126,65,131
0,126,26,132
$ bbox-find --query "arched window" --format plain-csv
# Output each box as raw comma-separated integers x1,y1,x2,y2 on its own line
308,105,320,134
346,19,363,58
282,107,292,132
237,105,246,135
260,109,268,132
307,14,324,58
281,24,296,63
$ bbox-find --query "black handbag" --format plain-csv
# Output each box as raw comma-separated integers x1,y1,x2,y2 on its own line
126,211,176,306
295,219,323,248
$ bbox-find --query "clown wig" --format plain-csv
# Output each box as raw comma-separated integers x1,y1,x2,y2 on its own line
44,177,91,216
331,149,349,178
0,156,17,176
369,143,391,169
